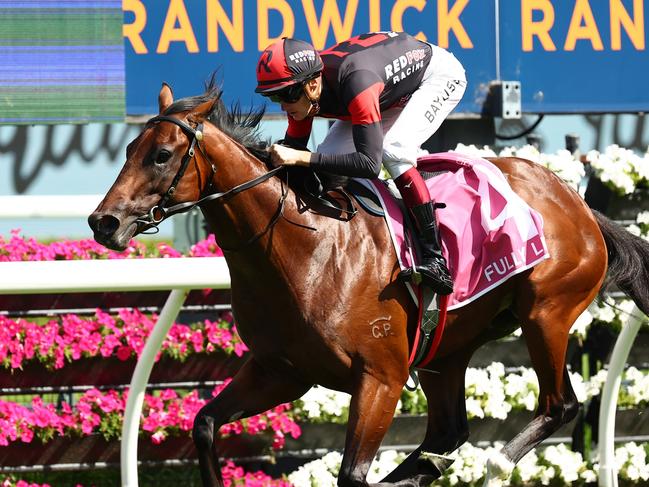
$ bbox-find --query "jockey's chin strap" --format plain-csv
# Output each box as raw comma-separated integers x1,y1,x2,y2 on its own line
135,115,287,239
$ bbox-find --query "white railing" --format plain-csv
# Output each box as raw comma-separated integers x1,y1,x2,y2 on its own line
0,194,103,219
598,304,646,487
0,257,231,487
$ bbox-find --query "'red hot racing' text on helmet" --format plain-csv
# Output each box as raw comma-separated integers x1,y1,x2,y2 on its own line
255,38,323,99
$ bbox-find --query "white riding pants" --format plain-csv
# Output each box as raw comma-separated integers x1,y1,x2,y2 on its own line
317,44,467,179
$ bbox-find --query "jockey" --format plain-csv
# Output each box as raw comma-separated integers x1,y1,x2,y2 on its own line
255,32,466,296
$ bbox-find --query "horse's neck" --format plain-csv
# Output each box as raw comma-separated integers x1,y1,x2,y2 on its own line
200,128,293,256
204,128,270,193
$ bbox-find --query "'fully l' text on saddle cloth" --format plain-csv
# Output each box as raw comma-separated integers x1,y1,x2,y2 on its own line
357,152,551,311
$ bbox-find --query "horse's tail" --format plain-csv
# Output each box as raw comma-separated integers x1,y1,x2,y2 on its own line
594,209,649,315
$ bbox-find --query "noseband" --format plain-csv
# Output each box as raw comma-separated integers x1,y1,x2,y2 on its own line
135,115,285,237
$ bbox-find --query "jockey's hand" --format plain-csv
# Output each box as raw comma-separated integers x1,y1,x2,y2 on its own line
269,144,311,168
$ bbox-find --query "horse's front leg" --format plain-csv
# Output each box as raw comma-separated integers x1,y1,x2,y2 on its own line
339,371,405,487
192,357,311,487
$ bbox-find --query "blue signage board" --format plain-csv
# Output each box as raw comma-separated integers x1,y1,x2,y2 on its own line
124,0,647,116
499,0,649,113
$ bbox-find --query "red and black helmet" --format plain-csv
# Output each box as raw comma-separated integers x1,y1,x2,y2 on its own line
255,38,323,95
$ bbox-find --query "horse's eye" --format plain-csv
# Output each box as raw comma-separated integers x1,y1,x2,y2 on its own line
156,150,172,164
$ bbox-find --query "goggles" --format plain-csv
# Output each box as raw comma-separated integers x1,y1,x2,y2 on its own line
265,83,304,104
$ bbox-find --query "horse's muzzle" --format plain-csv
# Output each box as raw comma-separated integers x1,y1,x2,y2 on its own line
88,212,130,250
88,212,120,236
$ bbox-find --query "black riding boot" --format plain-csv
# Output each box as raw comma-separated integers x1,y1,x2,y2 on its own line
401,201,453,295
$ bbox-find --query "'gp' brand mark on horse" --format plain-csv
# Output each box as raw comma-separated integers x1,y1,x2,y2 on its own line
369,316,393,338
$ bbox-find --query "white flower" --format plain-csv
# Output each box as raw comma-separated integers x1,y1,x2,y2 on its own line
542,444,585,482
637,211,649,225
321,451,342,471
289,441,649,487
297,386,350,422
465,397,485,419
589,300,617,324
504,373,527,397
588,144,645,195
446,443,490,483
637,153,649,181
586,369,608,399
453,143,497,158
539,465,556,485
516,449,542,482
287,467,314,487
499,144,541,162
367,450,407,482
288,451,341,487
625,367,649,406
618,299,638,320
484,391,511,420
616,442,649,482
570,309,593,338
627,224,643,236
569,371,588,403
487,362,506,379
538,149,585,188
465,367,491,397
581,468,598,483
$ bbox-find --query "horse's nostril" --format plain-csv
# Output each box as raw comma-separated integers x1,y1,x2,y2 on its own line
89,213,120,236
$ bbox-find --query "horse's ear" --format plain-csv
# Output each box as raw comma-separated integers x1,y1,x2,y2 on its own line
158,83,174,114
190,99,217,122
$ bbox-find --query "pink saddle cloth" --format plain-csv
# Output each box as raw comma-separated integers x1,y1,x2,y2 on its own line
360,152,550,310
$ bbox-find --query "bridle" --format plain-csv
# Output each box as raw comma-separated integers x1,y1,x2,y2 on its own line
134,114,287,247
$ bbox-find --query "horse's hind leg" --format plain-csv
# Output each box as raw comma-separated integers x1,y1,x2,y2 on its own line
484,285,599,485
192,358,310,487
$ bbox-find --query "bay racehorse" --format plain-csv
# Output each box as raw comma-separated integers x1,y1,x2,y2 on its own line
89,81,649,487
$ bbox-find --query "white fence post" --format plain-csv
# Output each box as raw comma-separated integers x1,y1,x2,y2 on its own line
0,195,102,219
121,289,189,487
598,304,645,487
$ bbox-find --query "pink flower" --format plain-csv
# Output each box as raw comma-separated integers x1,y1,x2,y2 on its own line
233,342,248,357
159,390,178,401
100,334,122,357
19,427,33,444
116,345,132,361
0,231,225,262
190,330,204,353
150,430,167,444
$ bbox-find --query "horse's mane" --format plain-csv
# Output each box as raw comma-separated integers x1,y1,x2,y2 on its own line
163,74,272,164
163,73,348,190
